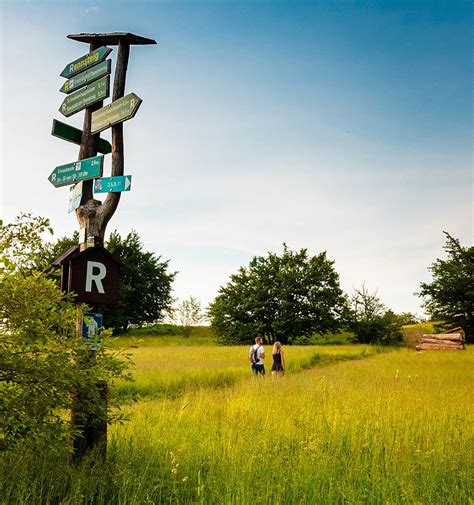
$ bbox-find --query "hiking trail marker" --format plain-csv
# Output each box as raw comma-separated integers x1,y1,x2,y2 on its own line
51,31,156,465
60,46,112,78
94,175,132,193
91,93,142,134
60,60,111,94
48,155,103,187
59,75,110,117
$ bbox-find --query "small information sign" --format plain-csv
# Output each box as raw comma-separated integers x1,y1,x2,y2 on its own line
82,312,103,350
94,175,132,193
68,182,83,213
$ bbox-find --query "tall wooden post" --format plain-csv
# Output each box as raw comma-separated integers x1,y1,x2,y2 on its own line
66,32,156,464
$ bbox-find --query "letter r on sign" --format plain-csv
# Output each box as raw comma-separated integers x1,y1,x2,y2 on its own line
85,261,106,294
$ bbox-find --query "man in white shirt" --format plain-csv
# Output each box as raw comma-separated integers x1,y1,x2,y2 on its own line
249,336,265,376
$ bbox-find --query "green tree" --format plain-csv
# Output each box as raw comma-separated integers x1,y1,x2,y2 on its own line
33,231,79,275
418,232,474,342
394,312,421,326
0,214,128,452
99,230,176,333
170,296,204,338
209,245,346,344
347,284,403,344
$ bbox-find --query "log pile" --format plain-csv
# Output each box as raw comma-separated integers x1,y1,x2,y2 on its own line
416,327,466,351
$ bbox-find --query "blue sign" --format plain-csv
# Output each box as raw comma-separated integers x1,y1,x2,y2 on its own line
82,312,103,350
94,175,132,193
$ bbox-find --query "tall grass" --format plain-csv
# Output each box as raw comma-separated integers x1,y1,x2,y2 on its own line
1,347,472,504
112,344,380,402
402,321,441,348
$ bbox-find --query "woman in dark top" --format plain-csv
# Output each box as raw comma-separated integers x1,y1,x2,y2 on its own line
271,341,285,376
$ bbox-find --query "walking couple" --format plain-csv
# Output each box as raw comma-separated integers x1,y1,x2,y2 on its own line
248,337,285,376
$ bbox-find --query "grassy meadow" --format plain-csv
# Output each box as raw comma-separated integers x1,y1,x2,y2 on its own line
111,334,377,403
1,332,472,504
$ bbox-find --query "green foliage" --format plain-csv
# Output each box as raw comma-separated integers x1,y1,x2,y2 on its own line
98,230,176,333
347,284,403,344
394,312,421,326
127,323,183,336
0,215,129,453
33,231,79,275
418,232,474,342
169,296,203,337
209,244,346,344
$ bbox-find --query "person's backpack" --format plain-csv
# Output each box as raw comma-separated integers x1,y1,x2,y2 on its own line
249,345,260,364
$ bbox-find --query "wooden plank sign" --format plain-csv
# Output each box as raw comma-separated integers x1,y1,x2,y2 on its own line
60,60,111,94
48,155,103,187
91,93,142,134
59,76,110,117
51,119,112,154
60,46,112,78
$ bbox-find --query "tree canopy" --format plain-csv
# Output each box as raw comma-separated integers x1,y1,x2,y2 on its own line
346,284,403,344
99,231,176,333
208,245,346,344
418,232,473,342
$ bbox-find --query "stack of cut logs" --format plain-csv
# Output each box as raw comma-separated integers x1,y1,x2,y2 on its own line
416,327,466,351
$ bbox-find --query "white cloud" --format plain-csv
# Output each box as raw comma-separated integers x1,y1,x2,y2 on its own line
84,6,100,15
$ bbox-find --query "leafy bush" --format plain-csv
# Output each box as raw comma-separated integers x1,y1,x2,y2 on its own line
0,215,129,453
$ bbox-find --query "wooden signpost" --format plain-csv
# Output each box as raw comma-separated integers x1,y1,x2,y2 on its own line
50,31,156,464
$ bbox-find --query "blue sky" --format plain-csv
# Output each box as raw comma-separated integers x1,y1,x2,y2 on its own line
1,0,472,315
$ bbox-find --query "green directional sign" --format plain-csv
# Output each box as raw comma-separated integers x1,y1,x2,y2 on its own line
94,175,132,193
60,46,112,78
48,155,104,187
91,93,142,134
60,60,111,94
51,119,112,154
59,75,110,117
